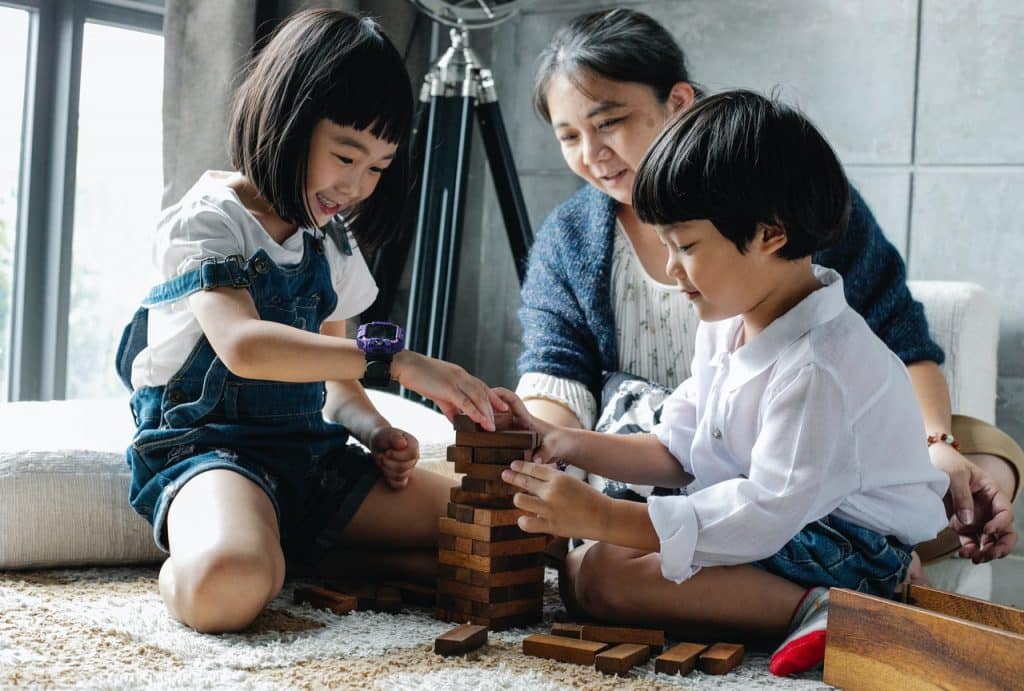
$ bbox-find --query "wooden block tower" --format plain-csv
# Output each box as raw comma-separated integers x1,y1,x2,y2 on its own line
435,413,547,630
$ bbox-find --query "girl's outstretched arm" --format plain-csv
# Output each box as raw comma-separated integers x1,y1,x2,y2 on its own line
189,287,506,429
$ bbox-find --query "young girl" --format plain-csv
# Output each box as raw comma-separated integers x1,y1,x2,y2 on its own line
115,9,506,633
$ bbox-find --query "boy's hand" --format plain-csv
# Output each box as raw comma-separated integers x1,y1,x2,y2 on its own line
502,460,609,540
391,352,508,431
489,387,566,464
369,425,419,490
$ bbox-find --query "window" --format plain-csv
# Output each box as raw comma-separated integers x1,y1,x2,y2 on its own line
0,6,30,400
3,1,164,401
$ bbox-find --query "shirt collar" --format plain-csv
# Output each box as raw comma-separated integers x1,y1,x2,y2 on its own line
722,265,847,390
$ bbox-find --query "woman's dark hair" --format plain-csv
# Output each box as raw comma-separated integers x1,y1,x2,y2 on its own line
229,9,413,250
533,8,699,122
633,89,850,260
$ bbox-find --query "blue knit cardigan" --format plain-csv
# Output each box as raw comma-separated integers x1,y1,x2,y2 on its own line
517,184,943,402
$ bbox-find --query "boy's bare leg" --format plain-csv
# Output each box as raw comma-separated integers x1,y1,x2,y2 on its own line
566,541,805,641
160,469,286,633
312,467,456,583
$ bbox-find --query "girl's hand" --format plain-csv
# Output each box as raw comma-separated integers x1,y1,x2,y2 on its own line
501,460,609,540
391,352,507,431
489,387,565,464
369,425,419,490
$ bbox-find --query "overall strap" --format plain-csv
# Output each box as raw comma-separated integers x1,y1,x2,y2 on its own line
142,254,257,307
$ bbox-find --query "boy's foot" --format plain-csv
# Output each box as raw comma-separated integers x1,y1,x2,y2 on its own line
769,586,829,676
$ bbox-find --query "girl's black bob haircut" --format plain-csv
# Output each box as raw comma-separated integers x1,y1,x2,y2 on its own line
634,89,851,260
229,9,413,251
532,8,700,123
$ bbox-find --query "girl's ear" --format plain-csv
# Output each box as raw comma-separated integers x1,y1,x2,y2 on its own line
757,222,789,255
666,81,696,115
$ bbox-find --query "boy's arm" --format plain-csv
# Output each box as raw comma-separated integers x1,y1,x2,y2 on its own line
547,427,691,487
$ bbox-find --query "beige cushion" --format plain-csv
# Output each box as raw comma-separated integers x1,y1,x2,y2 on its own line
0,392,455,569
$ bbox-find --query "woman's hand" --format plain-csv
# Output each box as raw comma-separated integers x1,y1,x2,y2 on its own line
501,461,609,539
489,387,567,464
931,443,1018,561
369,425,420,490
391,351,508,430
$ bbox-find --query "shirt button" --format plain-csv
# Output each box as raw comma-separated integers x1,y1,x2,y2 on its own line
711,427,722,439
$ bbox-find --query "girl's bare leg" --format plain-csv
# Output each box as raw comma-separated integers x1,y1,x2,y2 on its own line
160,469,285,633
566,541,805,641
311,467,456,583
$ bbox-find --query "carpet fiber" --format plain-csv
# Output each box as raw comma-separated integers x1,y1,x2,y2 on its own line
0,567,831,689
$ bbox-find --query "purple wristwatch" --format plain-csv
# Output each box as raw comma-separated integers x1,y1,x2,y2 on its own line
356,321,405,388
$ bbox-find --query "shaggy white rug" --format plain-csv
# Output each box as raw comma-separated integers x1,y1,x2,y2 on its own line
0,567,832,690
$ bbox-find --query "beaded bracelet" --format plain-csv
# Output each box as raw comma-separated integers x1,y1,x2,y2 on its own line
927,432,961,452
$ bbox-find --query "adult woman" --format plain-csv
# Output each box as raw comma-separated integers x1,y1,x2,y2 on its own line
515,8,1020,606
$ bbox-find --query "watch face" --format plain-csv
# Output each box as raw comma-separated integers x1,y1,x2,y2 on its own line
364,323,398,340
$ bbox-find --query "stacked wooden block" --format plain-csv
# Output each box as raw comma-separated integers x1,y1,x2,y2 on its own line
435,413,547,630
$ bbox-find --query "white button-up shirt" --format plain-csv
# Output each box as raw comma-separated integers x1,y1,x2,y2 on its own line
649,266,949,583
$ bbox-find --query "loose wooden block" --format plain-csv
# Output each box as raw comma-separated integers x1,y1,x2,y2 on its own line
904,584,1024,635
439,563,544,588
438,516,526,542
698,643,744,675
434,623,488,656
523,634,610,665
823,587,1024,690
453,460,508,480
579,624,665,650
383,580,436,607
453,412,514,432
450,487,516,509
446,445,473,464
461,476,517,497
455,430,536,449
437,548,543,573
551,622,584,639
473,447,533,464
655,642,708,676
595,643,651,675
293,585,358,615
472,536,548,557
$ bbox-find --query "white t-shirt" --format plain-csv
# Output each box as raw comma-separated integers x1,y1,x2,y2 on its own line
648,266,949,583
130,171,378,390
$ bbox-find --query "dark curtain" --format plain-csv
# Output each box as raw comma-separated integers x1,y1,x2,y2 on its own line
161,0,425,208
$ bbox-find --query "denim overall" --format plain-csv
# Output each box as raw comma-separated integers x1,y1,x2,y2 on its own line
115,232,379,556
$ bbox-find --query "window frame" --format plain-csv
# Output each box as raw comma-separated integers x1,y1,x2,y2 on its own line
4,0,164,401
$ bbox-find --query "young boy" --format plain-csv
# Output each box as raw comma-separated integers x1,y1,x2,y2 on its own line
496,90,949,675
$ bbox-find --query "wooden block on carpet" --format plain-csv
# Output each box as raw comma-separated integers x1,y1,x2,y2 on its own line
434,623,488,656
579,623,665,650
823,587,1024,690
293,585,357,615
655,642,708,676
455,430,536,449
523,634,609,665
698,642,744,675
595,643,650,675
551,622,584,639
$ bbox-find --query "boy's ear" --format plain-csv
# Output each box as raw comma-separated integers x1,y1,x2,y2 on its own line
757,222,788,255
667,81,696,115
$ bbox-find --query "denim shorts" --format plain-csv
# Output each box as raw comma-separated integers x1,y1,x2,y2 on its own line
127,385,381,560
753,513,913,597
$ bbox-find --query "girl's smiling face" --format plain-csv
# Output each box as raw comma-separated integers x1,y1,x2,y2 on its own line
305,120,397,227
545,73,691,207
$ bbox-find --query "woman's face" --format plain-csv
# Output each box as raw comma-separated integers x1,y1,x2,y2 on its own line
545,72,692,207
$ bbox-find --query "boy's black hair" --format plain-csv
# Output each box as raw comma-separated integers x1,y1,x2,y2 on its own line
633,90,850,260
533,8,701,123
229,9,413,251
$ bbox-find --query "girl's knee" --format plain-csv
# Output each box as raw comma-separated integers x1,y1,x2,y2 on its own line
167,544,284,633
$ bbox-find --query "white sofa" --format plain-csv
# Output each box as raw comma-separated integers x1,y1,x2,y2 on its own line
0,281,1001,589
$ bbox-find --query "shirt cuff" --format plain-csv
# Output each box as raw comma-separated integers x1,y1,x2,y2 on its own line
647,495,700,583
516,373,596,429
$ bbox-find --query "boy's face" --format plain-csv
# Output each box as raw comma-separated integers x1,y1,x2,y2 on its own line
657,220,783,323
305,120,397,228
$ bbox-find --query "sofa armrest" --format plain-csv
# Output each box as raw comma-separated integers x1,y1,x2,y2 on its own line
908,280,999,424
